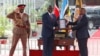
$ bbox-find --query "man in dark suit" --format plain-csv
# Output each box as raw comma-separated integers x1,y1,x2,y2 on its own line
42,5,58,56
67,8,90,56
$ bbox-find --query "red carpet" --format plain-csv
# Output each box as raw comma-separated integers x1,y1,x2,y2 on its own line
29,50,79,56
92,29,100,38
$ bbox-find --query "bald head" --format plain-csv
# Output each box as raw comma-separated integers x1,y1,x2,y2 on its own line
47,5,53,13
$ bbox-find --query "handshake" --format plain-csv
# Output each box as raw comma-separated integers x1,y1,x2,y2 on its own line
65,19,72,30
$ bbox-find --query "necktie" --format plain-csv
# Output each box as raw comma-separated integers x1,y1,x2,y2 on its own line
50,14,53,19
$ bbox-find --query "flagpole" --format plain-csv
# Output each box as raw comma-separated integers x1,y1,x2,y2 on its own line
54,0,56,5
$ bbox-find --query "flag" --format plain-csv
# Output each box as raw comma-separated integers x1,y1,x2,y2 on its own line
60,0,70,19
74,0,83,21
64,6,71,16
53,0,59,19
76,0,82,8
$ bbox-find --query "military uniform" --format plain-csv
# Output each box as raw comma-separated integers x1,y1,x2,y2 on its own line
7,10,30,56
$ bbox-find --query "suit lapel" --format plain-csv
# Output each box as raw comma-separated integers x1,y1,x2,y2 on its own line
46,13,56,26
77,15,82,23
47,13,52,21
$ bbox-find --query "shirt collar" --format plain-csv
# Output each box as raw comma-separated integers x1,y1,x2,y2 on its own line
48,12,53,15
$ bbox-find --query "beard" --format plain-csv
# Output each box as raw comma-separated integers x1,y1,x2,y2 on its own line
20,11,24,13
19,9,24,13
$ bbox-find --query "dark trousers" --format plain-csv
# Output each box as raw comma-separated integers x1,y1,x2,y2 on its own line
42,36,54,56
77,38,88,56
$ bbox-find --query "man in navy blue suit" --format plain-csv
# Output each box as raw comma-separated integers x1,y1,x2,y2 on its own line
67,8,90,56
42,5,58,56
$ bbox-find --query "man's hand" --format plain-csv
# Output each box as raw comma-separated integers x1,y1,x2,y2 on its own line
26,28,30,38
14,7,19,13
68,26,72,30
65,18,69,25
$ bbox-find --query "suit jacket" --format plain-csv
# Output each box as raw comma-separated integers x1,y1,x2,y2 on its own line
42,12,58,37
68,14,90,39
